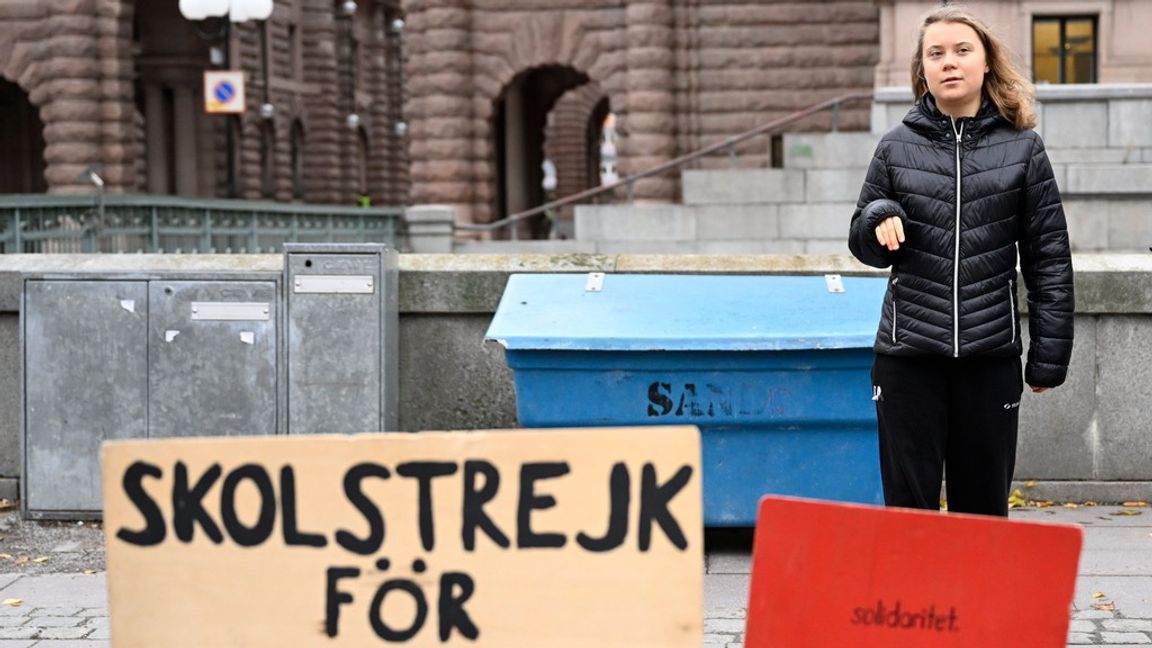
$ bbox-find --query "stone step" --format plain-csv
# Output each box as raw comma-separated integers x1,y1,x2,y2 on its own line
452,239,596,254
682,167,867,205
782,132,881,169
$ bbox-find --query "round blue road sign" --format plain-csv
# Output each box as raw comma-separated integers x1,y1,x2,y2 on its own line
213,81,236,104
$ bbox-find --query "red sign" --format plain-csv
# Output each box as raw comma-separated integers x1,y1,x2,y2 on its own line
745,496,1082,648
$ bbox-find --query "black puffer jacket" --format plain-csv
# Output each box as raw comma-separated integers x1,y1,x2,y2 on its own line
848,95,1074,388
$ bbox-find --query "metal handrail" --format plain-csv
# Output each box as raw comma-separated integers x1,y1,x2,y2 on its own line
459,90,874,235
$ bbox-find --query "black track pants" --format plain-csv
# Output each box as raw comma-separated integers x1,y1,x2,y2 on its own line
871,354,1023,517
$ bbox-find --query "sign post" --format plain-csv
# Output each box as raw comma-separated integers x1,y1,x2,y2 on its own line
103,426,703,647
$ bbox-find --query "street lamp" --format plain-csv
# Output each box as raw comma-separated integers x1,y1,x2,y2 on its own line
178,0,275,197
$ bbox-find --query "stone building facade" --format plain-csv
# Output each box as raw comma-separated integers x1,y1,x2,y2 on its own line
403,0,880,229
0,0,880,234
0,0,407,206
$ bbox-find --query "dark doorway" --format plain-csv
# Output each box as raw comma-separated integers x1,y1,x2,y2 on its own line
0,79,48,193
493,66,589,239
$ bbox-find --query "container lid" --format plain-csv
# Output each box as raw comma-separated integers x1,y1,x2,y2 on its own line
485,273,887,351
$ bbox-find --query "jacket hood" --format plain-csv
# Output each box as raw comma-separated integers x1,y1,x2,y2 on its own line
903,93,1006,140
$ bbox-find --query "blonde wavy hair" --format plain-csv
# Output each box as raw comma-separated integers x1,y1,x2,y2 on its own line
910,6,1036,129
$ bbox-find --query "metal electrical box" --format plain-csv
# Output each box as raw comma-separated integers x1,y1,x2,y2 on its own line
23,281,149,514
22,270,282,519
284,243,398,434
149,281,278,438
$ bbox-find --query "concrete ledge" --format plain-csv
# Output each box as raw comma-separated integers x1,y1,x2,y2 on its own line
681,169,806,205
1008,481,1152,504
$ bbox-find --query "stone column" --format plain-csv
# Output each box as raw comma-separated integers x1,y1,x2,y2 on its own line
95,0,137,193
405,0,475,224
173,86,200,196
39,6,106,194
143,83,170,194
620,0,676,202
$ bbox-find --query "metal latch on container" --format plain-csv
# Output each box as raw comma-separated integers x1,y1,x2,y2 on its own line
824,274,845,293
294,275,375,294
191,302,271,321
585,272,605,292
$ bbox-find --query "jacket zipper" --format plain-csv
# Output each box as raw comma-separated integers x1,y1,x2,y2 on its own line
891,276,899,344
1008,278,1017,343
951,118,965,358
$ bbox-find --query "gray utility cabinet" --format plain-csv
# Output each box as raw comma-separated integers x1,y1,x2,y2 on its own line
285,244,398,434
22,272,281,518
21,245,398,519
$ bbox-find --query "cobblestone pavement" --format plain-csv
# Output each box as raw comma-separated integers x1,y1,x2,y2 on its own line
0,506,1147,646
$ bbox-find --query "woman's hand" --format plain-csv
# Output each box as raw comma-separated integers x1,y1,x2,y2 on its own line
875,216,905,251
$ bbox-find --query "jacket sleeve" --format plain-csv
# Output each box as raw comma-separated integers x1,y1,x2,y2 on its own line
848,141,908,268
1019,135,1074,388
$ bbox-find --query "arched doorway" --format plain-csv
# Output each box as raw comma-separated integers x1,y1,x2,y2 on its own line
0,79,47,193
133,0,212,196
493,65,590,239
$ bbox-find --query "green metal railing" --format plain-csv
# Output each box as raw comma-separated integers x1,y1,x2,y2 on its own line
0,194,404,254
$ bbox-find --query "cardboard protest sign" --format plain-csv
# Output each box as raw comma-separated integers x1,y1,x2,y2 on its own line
103,426,702,647
745,496,1082,648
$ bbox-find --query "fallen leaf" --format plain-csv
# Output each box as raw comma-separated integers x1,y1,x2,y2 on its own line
1122,501,1149,508
13,557,28,565
1064,502,1079,509
83,570,98,575
1084,501,1098,507
1112,510,1143,516
1,599,21,607
1092,602,1117,611
1025,480,1037,488
1091,592,1107,599
939,498,948,511
31,557,49,564
0,499,14,511
1008,490,1028,508
0,553,11,560
1035,500,1056,508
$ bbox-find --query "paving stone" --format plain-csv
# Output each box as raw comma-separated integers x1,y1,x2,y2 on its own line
1100,632,1152,643
705,607,747,620
0,610,25,618
26,617,81,628
0,640,35,647
35,626,91,639
80,617,107,630
704,618,746,634
77,609,106,618
1077,610,1121,620
29,609,80,619
87,625,111,640
1067,632,1096,644
0,629,35,640
1104,620,1152,632
1069,619,1099,632
27,636,109,641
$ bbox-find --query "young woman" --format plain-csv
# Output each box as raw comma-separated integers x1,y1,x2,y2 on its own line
848,6,1074,517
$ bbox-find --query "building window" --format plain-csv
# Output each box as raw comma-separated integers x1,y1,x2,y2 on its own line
1033,16,1097,84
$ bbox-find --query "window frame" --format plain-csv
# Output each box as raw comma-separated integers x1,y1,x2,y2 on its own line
1032,14,1098,84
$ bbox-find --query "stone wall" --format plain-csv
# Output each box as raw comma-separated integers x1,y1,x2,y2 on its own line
1,253,1151,505
403,0,878,225
0,0,408,206
0,0,137,194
